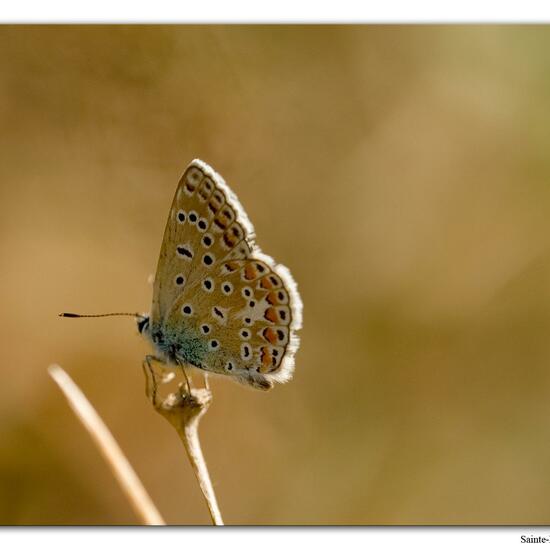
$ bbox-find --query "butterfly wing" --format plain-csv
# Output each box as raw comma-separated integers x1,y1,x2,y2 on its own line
151,161,218,324
152,160,302,390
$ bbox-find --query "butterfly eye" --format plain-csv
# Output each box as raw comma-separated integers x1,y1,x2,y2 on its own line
137,317,149,334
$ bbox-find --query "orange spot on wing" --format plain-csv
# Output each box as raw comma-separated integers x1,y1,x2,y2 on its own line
223,231,238,248
244,264,258,280
264,307,278,323
260,347,272,369
260,277,274,290
266,291,280,305
260,275,281,290
262,327,278,344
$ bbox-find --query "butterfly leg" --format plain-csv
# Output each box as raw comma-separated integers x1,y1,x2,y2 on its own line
175,359,192,396
142,354,167,407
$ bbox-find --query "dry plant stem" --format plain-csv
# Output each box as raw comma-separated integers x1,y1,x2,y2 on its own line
145,367,224,525
48,364,165,526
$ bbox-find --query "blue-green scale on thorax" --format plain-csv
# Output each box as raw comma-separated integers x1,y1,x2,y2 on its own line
147,318,210,368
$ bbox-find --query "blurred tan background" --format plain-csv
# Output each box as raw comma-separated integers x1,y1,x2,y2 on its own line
1,25,550,525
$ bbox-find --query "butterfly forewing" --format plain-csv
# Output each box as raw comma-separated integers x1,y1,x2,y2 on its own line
150,159,302,390
151,164,209,322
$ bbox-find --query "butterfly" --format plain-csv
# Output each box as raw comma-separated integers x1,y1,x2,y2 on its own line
136,160,302,391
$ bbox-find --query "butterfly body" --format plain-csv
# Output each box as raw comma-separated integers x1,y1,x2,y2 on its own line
138,316,207,366
141,160,302,391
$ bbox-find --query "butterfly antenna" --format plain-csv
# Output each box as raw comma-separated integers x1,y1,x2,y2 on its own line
59,312,142,319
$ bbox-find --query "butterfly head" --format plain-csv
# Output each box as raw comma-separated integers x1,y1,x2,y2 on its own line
137,314,151,337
